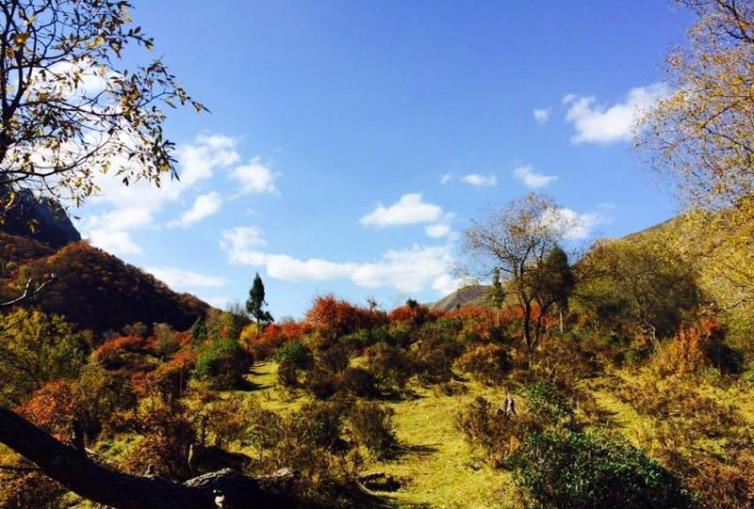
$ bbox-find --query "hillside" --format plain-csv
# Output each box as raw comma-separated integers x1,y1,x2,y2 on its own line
0,232,209,335
429,284,490,312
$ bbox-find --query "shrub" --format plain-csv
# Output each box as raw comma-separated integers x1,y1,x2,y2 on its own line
274,340,313,369
508,431,692,509
275,340,314,389
365,342,412,392
137,349,195,403
388,303,439,326
194,338,251,389
92,335,152,368
654,316,743,376
0,471,66,509
153,323,180,358
523,381,574,428
18,380,79,441
684,455,754,509
618,376,741,441
249,407,363,508
317,344,350,374
305,295,387,342
455,396,536,467
120,400,196,480
455,344,511,385
0,308,85,405
347,401,397,459
339,367,380,398
413,336,465,384
304,368,340,399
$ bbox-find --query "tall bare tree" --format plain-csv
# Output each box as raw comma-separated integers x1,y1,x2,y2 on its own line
462,194,575,360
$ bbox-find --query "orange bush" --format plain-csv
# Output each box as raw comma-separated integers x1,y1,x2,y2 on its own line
305,295,387,339
388,303,441,325
17,380,78,440
92,335,153,363
242,321,312,359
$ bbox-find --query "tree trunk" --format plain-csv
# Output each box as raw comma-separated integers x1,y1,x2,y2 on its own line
0,406,298,509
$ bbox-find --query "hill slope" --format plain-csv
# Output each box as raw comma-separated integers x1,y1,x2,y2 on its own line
0,230,209,334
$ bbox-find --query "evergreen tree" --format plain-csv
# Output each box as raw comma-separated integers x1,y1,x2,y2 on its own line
246,273,274,326
489,268,506,309
536,246,575,333
489,268,506,328
190,316,208,345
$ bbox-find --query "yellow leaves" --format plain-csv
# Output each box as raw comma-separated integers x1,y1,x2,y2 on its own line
12,32,29,47
90,35,105,48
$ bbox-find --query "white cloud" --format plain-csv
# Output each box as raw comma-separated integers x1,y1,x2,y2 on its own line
220,227,458,295
81,134,242,254
169,192,222,228
206,297,231,309
220,226,268,265
145,266,227,290
232,156,277,194
460,174,497,187
360,193,443,227
440,173,452,185
533,108,551,124
513,165,558,189
564,83,670,144
425,223,451,238
87,230,142,255
540,207,603,240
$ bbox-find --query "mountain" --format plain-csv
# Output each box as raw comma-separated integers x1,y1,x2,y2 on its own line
429,284,490,312
0,194,209,334
1,188,81,248
431,209,753,319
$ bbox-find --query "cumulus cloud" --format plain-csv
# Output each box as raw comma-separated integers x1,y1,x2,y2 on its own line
145,267,227,290
220,227,458,295
533,108,551,124
440,173,452,185
564,83,670,144
460,174,497,187
81,134,242,254
425,223,451,238
540,207,604,240
87,230,142,255
232,156,278,194
220,226,268,266
360,193,443,227
169,192,222,228
513,165,558,189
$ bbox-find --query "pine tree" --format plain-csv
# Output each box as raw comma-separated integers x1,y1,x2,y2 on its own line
190,316,208,345
489,268,506,327
246,273,274,326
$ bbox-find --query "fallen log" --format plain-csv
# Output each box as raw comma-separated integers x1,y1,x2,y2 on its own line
0,406,297,508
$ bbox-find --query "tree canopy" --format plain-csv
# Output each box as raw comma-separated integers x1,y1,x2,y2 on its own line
0,0,206,211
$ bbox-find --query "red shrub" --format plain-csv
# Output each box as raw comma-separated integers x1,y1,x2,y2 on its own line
388,304,441,325
92,335,152,364
17,380,78,440
243,321,312,359
305,295,387,339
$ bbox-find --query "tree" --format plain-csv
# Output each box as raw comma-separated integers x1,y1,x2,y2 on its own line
639,0,754,297
574,239,700,341
533,246,575,333
246,272,273,326
462,194,573,359
0,308,85,406
0,0,206,211
488,268,506,328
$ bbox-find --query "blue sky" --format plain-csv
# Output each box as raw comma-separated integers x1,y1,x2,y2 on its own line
75,1,694,318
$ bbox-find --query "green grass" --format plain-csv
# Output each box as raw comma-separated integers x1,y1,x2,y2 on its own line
247,362,517,508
